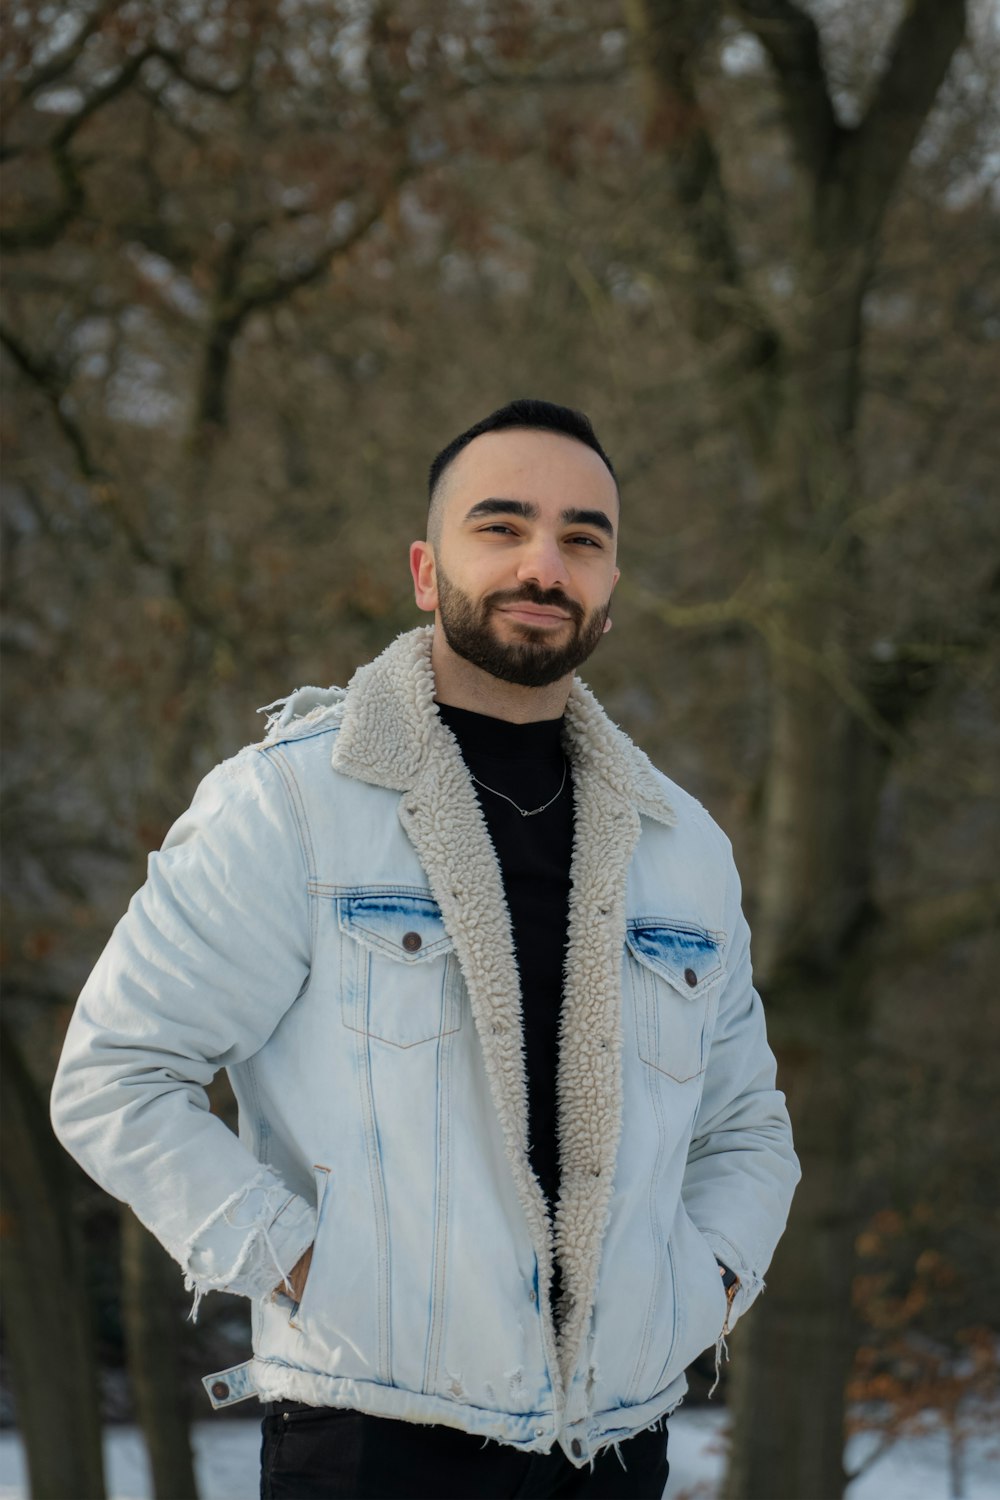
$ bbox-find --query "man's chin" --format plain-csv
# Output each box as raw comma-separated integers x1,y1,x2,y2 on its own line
495,621,572,649
487,625,577,671
481,641,582,689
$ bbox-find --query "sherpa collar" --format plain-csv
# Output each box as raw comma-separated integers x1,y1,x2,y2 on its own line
330,626,676,826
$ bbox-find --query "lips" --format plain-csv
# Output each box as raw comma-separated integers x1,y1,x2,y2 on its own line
496,604,572,626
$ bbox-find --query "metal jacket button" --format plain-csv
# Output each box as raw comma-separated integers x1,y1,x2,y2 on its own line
211,1381,229,1400
402,931,422,952
571,1438,583,1458
684,967,698,987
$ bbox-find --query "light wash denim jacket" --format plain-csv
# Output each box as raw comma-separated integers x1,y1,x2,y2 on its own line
51,627,799,1467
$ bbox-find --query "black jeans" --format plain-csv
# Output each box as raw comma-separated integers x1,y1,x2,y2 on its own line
260,1402,669,1500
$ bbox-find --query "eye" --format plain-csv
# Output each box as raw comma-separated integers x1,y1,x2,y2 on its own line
479,522,518,535
567,534,603,548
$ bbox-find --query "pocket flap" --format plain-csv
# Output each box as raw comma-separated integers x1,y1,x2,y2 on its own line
626,921,723,997
338,891,454,963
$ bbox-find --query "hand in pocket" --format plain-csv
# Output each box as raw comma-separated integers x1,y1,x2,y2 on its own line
275,1244,313,1302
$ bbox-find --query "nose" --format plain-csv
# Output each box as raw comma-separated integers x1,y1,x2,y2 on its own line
516,533,569,592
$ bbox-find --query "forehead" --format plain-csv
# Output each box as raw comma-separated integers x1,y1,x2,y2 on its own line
441,428,619,518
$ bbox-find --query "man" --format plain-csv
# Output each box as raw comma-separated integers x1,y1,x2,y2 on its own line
52,399,799,1499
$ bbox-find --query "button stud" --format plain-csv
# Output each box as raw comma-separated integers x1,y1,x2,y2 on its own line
684,966,698,987
571,1438,583,1458
402,931,422,953
211,1381,229,1400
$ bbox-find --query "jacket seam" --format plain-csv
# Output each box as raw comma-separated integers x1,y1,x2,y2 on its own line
354,968,393,1383
422,965,456,1394
251,1356,556,1421
257,745,316,883
625,966,673,1401
257,744,319,957
259,722,343,749
308,881,440,899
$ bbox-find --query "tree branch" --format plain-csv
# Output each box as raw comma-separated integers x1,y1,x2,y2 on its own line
2,43,244,250
624,569,910,750
194,154,416,432
367,1,407,131
624,0,741,316
837,0,967,244
1,322,235,645
135,77,208,144
45,43,242,151
845,1432,904,1484
725,0,840,182
0,323,97,479
457,57,629,90
622,0,780,441
2,44,162,250
237,188,406,318
10,1,118,106
619,574,759,632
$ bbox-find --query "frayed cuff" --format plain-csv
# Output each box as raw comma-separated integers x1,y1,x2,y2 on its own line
181,1167,316,1321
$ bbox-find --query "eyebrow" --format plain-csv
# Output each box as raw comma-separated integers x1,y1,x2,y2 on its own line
464,497,615,538
562,506,615,538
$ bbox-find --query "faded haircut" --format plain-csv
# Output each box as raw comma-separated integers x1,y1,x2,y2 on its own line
426,398,618,544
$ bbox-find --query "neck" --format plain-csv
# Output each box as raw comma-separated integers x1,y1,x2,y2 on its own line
430,624,571,724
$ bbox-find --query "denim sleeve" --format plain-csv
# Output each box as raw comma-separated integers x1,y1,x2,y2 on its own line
681,850,801,1326
50,745,317,1312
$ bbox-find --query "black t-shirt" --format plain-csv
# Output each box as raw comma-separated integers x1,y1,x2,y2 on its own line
436,702,573,1221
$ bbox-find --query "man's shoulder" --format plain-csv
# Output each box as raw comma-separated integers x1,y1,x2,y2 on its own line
253,684,349,746
188,687,349,810
641,757,733,861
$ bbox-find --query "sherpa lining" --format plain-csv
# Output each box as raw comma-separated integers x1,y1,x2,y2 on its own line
326,627,677,1388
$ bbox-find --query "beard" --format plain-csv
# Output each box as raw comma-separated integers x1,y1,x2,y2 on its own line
436,567,611,688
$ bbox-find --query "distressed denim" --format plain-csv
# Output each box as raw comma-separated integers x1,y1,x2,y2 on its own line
51,627,799,1468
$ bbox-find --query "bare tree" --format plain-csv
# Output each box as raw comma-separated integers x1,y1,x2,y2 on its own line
1,1022,106,1499
617,3,996,1495
3,7,996,1499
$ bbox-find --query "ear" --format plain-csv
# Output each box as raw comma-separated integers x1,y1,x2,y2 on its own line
602,566,620,633
410,540,438,613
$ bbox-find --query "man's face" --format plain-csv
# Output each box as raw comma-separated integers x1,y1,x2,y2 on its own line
411,428,620,689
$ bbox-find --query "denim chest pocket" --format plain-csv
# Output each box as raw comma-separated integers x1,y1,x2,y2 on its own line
338,891,464,1048
626,920,724,1082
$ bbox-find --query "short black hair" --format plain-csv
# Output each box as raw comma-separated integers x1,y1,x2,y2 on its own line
427,399,617,527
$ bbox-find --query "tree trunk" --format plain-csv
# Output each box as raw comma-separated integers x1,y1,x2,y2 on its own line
723,519,889,1499
949,1425,966,1500
121,1210,200,1500
722,985,862,1500
0,1024,107,1500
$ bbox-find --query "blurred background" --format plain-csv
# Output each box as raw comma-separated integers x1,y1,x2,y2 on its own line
1,2,998,1498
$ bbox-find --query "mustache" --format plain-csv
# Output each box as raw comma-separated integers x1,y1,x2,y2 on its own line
484,584,584,624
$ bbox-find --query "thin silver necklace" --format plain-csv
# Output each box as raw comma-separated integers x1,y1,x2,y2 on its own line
470,756,568,818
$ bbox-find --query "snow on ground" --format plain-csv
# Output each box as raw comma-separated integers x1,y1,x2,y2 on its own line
1,1407,997,1498
0,1419,258,1500
665,1406,1000,1499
